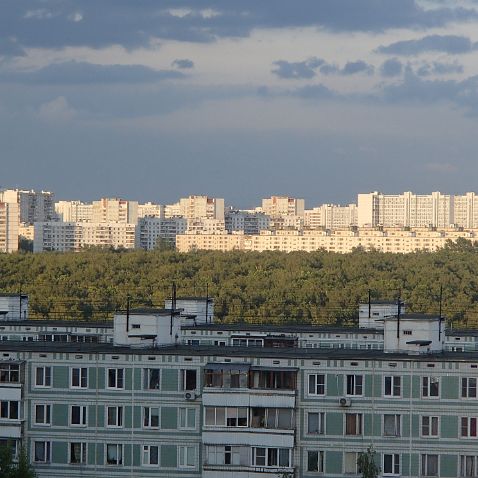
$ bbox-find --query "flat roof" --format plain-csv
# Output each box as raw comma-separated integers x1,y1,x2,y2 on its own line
118,308,180,316
383,313,440,321
0,294,28,298
0,341,476,362
0,319,113,328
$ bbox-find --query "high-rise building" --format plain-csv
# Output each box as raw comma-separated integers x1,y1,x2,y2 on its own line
92,198,138,224
304,204,358,229
262,196,305,217
55,201,93,222
177,196,225,220
138,202,165,219
0,202,19,253
0,189,55,224
136,217,187,249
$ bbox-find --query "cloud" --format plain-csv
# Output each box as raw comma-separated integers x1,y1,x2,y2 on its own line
416,61,463,76
172,58,194,69
0,61,185,85
380,58,403,77
377,34,477,55
341,60,374,75
37,96,76,121
271,58,324,79
1,0,477,52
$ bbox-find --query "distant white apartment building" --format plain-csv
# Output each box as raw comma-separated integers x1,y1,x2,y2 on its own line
55,200,93,222
304,203,358,229
0,202,19,253
34,222,136,252
357,191,472,228
138,202,165,218
0,189,55,224
136,217,187,249
186,218,227,235
164,202,182,218
177,195,225,220
91,198,138,224
261,195,305,218
225,209,270,235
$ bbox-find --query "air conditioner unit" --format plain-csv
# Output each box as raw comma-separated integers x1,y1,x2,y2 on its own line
184,391,197,401
339,397,351,407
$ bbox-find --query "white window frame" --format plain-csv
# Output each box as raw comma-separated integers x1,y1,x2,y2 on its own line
107,368,124,390
33,441,51,463
461,417,478,438
106,406,124,428
422,376,439,399
34,403,51,426
178,445,195,469
70,367,88,389
143,368,160,390
421,454,439,477
344,451,359,475
180,369,197,391
384,376,401,397
251,447,291,468
306,450,325,473
462,377,477,399
345,374,363,397
142,445,159,466
69,442,87,465
178,407,196,430
0,400,19,420
308,374,326,396
383,414,401,437
35,366,52,388
307,411,325,435
143,406,160,429
345,413,363,436
421,415,439,438
383,453,400,476
70,405,87,427
460,455,478,477
106,443,123,466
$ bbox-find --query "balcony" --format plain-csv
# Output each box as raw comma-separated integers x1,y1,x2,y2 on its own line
203,464,295,477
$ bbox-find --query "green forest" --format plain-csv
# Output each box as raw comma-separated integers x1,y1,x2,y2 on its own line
2,239,478,327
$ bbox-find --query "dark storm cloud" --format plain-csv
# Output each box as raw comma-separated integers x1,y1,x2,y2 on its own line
377,35,478,55
380,58,403,77
1,0,477,54
0,61,185,84
172,59,194,69
271,58,324,79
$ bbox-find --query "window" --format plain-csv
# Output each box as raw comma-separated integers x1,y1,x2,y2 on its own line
344,452,359,474
308,374,325,395
383,454,400,476
462,378,477,398
70,405,87,426
35,404,51,426
143,369,160,390
107,369,124,389
143,407,159,428
307,450,324,473
181,369,197,391
179,408,196,429
384,376,401,397
35,367,51,387
421,416,439,437
308,412,325,435
346,375,363,396
0,439,18,459
34,441,51,463
250,407,293,429
383,414,401,437
206,445,248,466
421,454,438,477
69,442,86,464
0,364,19,383
178,446,195,468
460,455,478,477
143,445,159,466
0,401,19,420
461,417,478,438
106,444,123,465
252,447,291,468
107,406,123,428
422,377,439,398
204,407,247,427
345,413,363,435
71,367,88,388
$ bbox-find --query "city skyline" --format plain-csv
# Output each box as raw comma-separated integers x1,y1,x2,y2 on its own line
3,1,478,204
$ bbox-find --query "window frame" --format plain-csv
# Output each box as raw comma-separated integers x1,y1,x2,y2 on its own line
33,441,51,463
308,374,326,396
106,406,124,428
307,450,325,473
307,411,325,435
345,413,363,436
462,377,477,399
143,406,160,429
421,415,439,438
107,368,124,390
142,445,159,466
70,405,87,427
35,366,52,388
143,368,160,390
106,443,123,466
0,400,19,420
70,367,88,389
34,403,51,427
178,445,196,469
384,375,401,398
178,407,196,430
345,374,363,397
383,414,401,437
461,417,478,438
421,454,439,477
69,442,87,465
422,376,440,399
383,453,400,476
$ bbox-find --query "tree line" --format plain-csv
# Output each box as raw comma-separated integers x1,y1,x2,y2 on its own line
1,238,478,327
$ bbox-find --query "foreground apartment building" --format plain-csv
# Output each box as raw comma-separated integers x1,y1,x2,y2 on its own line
2,295,478,477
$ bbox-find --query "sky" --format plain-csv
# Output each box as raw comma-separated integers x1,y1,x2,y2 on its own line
2,0,478,208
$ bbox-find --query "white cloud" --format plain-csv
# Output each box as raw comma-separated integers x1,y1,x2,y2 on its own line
37,96,76,122
68,12,84,23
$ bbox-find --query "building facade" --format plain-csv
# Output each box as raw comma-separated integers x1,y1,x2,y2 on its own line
0,201,19,253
